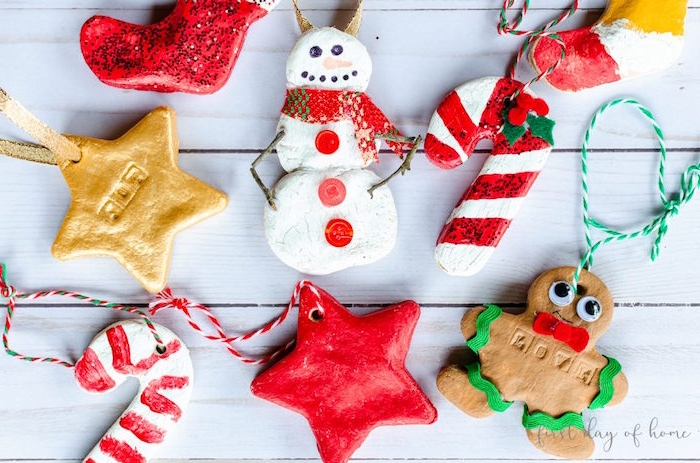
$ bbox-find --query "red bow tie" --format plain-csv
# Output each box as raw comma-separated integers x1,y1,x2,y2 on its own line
532,312,589,353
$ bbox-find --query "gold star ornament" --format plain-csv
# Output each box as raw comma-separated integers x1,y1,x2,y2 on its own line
0,90,228,293
50,107,228,293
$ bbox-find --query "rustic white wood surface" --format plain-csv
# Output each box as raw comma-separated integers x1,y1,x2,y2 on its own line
1,0,700,461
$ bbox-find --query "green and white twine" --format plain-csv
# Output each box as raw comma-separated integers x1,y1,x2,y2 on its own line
572,98,700,291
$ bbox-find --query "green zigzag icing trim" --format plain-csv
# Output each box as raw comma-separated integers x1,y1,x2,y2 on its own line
466,305,502,354
522,406,585,431
465,361,513,413
590,356,622,410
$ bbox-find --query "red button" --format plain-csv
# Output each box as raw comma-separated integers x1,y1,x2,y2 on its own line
325,218,353,248
315,130,340,155
318,178,346,207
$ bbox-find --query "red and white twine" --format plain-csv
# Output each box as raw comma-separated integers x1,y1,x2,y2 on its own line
150,280,320,365
498,0,579,92
1,263,165,368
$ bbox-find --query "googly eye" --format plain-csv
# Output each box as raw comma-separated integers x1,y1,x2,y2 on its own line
310,46,323,58
548,281,574,307
576,296,602,322
331,45,344,56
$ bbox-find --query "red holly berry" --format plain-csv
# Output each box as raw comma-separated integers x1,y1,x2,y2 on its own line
531,98,550,116
508,107,528,126
516,93,535,110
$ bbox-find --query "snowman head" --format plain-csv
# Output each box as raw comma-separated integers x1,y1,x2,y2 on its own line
287,1,371,92
286,27,372,92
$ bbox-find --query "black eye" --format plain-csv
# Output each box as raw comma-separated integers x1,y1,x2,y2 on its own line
576,297,602,322
331,45,343,56
549,281,574,307
310,46,322,58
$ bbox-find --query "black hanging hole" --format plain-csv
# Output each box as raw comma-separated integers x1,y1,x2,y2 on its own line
309,309,324,322
156,345,167,355
577,285,586,295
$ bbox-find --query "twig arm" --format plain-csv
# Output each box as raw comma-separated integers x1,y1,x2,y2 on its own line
250,130,285,210
368,134,422,197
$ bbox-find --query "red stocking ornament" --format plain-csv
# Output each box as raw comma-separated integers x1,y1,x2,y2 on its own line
530,0,688,92
81,0,281,93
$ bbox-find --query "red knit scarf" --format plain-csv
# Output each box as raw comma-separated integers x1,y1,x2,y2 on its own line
282,88,410,163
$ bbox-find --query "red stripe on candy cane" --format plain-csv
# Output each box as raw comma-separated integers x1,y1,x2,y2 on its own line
438,217,512,247
99,435,145,463
108,326,182,375
424,133,462,169
141,375,190,421
465,172,540,201
119,412,166,444
436,90,479,155
74,347,116,393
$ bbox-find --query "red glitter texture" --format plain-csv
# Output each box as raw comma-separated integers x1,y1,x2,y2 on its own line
81,0,270,94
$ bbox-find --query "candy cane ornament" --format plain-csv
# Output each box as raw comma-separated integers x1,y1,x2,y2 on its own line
425,76,554,276
75,320,193,463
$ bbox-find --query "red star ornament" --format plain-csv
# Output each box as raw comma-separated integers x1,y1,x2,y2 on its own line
251,282,437,463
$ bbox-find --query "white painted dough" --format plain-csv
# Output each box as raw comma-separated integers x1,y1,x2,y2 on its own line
595,19,685,79
265,168,397,275
265,26,400,275
286,27,372,92
276,115,376,171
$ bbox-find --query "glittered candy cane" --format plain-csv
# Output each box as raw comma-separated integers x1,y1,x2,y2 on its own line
425,76,552,276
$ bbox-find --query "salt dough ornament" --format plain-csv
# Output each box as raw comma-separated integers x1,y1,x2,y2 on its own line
81,0,282,93
250,0,420,275
425,76,554,275
437,267,627,459
0,89,228,292
251,282,437,463
75,320,193,463
530,0,688,92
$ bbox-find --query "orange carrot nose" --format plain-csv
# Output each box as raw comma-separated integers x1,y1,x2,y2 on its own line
323,57,352,69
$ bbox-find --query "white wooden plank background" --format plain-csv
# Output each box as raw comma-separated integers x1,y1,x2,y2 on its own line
1,0,700,461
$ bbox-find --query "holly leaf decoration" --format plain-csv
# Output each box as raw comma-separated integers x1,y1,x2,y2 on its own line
527,114,555,145
502,121,527,146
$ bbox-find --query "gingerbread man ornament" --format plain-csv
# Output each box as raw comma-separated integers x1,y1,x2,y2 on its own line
437,267,628,459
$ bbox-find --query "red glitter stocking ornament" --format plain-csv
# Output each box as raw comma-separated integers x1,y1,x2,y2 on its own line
81,0,281,94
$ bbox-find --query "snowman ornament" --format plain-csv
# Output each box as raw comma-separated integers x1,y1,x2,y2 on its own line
252,0,419,275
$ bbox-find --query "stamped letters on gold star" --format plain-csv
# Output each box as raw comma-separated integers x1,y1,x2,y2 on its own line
53,107,228,293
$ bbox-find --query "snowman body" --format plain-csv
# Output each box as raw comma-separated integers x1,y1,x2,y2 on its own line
264,27,399,275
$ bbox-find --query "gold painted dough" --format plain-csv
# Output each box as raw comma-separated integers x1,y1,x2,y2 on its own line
53,107,228,293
